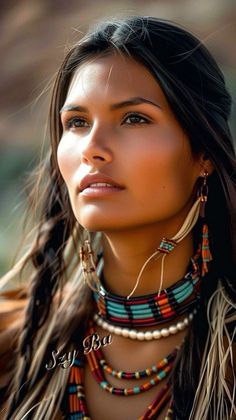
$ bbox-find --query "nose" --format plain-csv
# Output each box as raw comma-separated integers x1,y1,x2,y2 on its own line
80,124,113,166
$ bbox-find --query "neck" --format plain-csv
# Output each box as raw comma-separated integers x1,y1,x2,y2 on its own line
100,213,196,297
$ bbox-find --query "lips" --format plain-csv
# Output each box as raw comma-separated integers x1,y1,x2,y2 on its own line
79,174,125,192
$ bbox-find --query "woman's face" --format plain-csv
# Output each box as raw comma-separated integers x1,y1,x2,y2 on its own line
57,54,203,232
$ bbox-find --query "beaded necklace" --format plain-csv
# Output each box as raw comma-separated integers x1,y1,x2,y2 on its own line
93,309,196,340
67,251,200,419
86,324,179,396
99,348,177,379
67,322,179,419
93,250,201,328
68,359,173,419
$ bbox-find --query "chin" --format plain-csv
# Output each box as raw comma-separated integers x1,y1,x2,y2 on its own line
75,216,134,233
75,207,119,229
75,214,116,232
74,207,150,232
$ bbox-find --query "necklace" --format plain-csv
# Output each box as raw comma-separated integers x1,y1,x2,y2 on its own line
67,252,200,418
68,360,173,420
93,309,196,340
67,322,179,419
86,332,179,395
93,250,201,328
99,348,177,379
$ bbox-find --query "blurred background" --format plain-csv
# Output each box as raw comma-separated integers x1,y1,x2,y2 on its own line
0,0,236,277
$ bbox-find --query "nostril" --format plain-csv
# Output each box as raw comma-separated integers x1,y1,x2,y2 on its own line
92,155,105,161
81,144,112,164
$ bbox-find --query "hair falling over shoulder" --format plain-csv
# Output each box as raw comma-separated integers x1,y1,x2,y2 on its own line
0,16,236,420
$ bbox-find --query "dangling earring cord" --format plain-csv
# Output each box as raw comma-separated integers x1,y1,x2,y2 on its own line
126,196,202,299
199,170,208,218
198,170,213,276
79,234,102,293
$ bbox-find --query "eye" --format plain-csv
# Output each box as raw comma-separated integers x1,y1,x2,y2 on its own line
63,117,90,130
123,112,151,125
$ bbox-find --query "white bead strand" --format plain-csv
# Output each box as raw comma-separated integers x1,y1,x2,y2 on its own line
93,309,197,341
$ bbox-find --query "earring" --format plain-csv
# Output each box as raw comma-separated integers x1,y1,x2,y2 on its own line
198,170,213,276
199,170,208,218
79,233,102,293
127,195,202,299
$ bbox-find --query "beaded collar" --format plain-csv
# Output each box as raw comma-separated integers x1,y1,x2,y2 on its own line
93,250,201,328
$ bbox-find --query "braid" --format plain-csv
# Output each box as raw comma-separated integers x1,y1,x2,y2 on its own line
6,174,72,418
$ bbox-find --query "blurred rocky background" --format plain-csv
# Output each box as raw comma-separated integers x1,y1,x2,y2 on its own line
0,0,236,277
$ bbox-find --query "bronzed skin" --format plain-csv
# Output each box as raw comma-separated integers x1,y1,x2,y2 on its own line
57,54,214,419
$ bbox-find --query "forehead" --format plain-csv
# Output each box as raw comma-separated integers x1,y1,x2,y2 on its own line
65,54,168,108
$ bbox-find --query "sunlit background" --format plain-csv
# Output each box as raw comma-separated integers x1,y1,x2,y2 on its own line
0,0,236,277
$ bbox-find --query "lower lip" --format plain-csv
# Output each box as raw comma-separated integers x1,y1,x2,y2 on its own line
80,186,125,197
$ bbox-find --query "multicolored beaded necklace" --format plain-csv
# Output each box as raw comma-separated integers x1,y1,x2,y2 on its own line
99,348,177,379
67,250,202,419
86,326,179,396
67,322,179,419
93,249,201,327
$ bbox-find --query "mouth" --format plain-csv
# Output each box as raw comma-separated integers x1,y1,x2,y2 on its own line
79,175,124,197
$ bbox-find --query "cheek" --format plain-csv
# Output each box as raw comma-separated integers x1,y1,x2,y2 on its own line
127,139,195,203
57,140,80,214
57,138,78,184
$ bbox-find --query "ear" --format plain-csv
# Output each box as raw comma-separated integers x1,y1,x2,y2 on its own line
198,152,215,177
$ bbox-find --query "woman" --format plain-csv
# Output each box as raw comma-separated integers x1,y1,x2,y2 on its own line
0,16,235,420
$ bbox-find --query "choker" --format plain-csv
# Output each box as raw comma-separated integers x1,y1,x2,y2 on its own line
93,250,201,328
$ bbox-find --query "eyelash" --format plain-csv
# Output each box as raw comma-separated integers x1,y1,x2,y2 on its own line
63,112,151,130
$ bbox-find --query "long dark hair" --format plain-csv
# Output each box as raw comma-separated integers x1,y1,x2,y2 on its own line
1,16,236,419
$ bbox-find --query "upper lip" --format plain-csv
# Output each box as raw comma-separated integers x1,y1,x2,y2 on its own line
79,173,125,192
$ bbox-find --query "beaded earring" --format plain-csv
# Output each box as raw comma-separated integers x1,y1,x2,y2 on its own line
126,196,202,299
79,232,102,293
198,170,213,276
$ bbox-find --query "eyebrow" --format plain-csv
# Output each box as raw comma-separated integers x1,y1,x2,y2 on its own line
59,96,162,114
